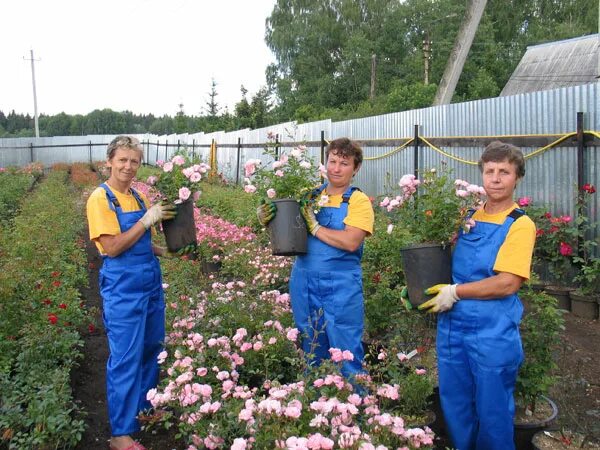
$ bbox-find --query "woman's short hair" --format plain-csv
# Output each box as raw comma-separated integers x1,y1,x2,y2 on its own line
326,138,363,168
478,140,525,178
107,135,143,160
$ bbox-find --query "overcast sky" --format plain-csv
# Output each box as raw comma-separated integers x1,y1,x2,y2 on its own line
1,0,277,117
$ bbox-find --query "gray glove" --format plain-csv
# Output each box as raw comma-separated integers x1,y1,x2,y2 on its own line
139,202,177,230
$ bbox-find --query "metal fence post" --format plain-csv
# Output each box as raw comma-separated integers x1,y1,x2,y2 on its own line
155,140,159,164
89,140,92,164
275,134,280,160
320,130,325,166
236,137,242,185
413,124,420,178
576,112,584,191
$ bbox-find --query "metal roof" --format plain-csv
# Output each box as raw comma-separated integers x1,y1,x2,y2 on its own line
500,34,599,96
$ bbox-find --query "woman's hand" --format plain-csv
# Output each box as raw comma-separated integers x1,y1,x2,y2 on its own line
419,284,459,313
140,202,177,230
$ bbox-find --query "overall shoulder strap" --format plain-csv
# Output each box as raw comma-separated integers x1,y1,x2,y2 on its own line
508,207,525,221
129,187,147,211
342,186,361,204
100,183,120,211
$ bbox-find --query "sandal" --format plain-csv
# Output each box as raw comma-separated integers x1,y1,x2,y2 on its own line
109,441,147,450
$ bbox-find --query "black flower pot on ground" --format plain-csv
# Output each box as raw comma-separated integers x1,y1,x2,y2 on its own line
162,199,197,257
400,243,452,307
514,396,559,450
542,285,574,312
569,291,599,320
267,199,307,256
201,259,222,275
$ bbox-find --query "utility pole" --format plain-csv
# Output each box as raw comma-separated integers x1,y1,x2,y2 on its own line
370,54,377,100
24,49,40,137
433,0,487,105
423,34,431,85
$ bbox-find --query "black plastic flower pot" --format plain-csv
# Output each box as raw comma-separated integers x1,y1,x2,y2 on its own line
400,243,452,307
162,199,197,257
514,396,558,450
267,199,307,256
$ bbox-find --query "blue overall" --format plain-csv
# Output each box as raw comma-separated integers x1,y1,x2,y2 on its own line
437,209,525,450
99,183,165,436
290,184,365,379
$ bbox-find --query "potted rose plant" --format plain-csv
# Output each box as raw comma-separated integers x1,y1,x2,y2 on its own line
514,283,564,449
244,133,323,256
147,152,210,253
380,166,485,305
570,183,599,319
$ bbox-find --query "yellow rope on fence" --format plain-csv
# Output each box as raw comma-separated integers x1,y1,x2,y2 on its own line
418,136,479,165
322,131,599,165
362,138,414,161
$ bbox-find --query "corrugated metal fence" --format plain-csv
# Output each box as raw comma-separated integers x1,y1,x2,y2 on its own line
1,83,598,238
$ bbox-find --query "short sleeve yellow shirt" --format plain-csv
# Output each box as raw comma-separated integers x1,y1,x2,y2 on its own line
86,186,151,254
323,189,375,236
471,202,537,280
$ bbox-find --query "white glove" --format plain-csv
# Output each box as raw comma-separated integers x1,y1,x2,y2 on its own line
139,203,176,230
418,284,459,313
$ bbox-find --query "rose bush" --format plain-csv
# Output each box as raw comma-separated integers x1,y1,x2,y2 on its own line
380,166,485,246
148,152,210,203
243,133,323,202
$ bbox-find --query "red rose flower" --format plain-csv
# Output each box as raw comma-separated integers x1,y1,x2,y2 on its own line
559,242,573,256
52,280,61,287
582,183,596,194
48,313,58,324
51,271,60,277
535,229,544,237
42,298,52,305
88,324,96,333
58,303,67,309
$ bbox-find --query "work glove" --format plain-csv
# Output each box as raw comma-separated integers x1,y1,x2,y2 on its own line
300,199,320,236
163,243,198,259
399,286,413,311
418,284,459,313
139,202,177,230
256,199,277,226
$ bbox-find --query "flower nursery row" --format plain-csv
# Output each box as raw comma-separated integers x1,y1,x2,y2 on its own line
0,166,94,449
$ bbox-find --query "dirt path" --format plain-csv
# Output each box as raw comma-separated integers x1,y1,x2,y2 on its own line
71,227,600,449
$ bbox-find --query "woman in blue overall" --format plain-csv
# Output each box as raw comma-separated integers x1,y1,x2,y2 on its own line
419,141,536,450
86,136,176,450
258,138,374,384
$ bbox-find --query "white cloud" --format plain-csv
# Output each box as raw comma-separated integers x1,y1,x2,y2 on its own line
0,0,276,117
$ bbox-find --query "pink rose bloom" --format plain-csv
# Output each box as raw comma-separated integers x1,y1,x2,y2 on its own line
190,172,201,182
275,170,284,177
286,328,299,341
146,175,157,185
163,162,173,172
329,348,344,362
267,188,277,198
179,187,191,201
244,184,257,193
172,155,185,166
518,196,532,207
253,341,263,351
415,368,427,375
231,438,248,450
561,215,572,223
182,167,194,178
342,350,354,361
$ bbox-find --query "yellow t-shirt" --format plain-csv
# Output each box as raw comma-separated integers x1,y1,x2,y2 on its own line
471,202,536,280
323,190,375,236
86,186,151,254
